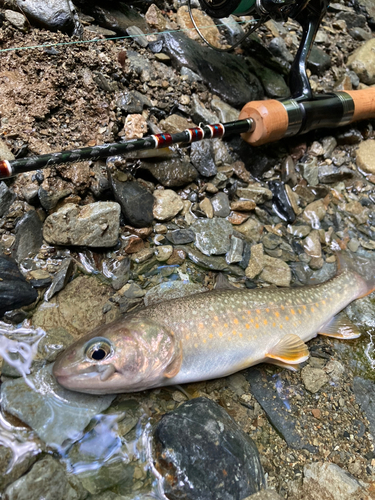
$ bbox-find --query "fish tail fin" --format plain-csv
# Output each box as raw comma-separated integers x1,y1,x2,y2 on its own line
336,251,375,297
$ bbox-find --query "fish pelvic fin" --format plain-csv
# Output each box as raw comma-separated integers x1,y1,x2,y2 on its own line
319,312,361,339
265,359,300,372
164,341,183,379
336,251,375,298
266,334,309,365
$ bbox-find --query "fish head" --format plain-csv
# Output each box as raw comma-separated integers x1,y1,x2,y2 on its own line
53,316,182,394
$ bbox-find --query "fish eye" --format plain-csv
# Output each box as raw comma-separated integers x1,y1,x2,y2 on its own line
85,338,112,362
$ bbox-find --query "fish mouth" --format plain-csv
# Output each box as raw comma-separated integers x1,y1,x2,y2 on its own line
53,362,117,390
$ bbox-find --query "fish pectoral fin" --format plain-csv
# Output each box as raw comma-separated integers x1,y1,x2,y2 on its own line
266,334,309,364
318,313,361,339
164,342,183,379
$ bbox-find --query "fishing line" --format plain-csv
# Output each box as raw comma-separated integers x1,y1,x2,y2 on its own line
0,18,257,53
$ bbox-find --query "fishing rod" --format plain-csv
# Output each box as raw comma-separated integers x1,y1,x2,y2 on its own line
0,88,374,180
1,0,374,180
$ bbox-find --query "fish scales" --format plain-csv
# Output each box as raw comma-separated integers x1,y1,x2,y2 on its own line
53,252,375,394
135,268,362,384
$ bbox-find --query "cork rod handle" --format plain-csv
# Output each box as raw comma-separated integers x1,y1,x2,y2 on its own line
343,88,375,123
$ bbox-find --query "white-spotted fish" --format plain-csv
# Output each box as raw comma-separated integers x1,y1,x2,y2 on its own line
53,252,373,394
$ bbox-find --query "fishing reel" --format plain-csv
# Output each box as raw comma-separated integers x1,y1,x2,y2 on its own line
193,0,330,101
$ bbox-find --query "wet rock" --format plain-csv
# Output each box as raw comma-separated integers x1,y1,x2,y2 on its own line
353,377,375,438
303,230,322,258
192,218,233,256
101,257,130,291
1,365,114,448
116,90,151,114
268,37,294,63
13,210,43,262
139,158,198,187
318,165,355,183
211,192,231,217
269,180,295,223
10,0,81,35
199,197,214,218
246,369,317,453
211,96,239,123
247,57,290,98
301,462,371,500
226,235,244,264
0,254,37,317
161,32,263,107
235,217,263,242
347,38,375,85
32,275,114,337
159,114,195,134
154,245,173,262
0,440,38,493
144,281,206,306
181,246,244,275
356,139,375,174
301,157,319,186
154,397,265,500
236,185,273,204
43,202,120,248
0,182,16,217
301,366,329,393
260,255,291,287
191,94,218,124
44,258,74,301
303,200,327,228
245,243,264,279
231,200,256,211
38,184,72,211
94,4,147,34
190,141,217,177
337,11,367,29
307,46,331,75
153,189,183,221
166,228,195,245
110,178,154,228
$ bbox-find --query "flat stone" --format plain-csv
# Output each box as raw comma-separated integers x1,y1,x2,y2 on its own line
356,139,375,174
110,177,154,228
301,366,329,393
236,185,273,204
226,235,244,264
153,189,183,221
191,94,218,124
231,200,256,211
1,365,114,448
154,245,173,262
245,243,264,279
190,140,217,177
154,397,265,500
180,245,244,275
307,46,331,75
32,275,113,338
347,38,375,85
165,228,195,245
247,369,317,453
260,256,291,287
235,218,263,242
139,158,198,187
13,210,43,262
227,211,250,225
211,192,231,217
4,10,28,31
0,254,37,317
161,32,263,108
0,182,16,217
211,96,239,123
94,4,147,34
159,114,195,134
44,257,74,301
192,218,233,256
301,462,371,500
303,230,322,258
43,202,120,247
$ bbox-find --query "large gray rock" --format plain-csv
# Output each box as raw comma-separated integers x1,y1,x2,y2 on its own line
161,32,263,107
192,218,233,256
154,397,265,500
110,178,154,228
347,38,375,85
3,455,87,500
43,202,120,247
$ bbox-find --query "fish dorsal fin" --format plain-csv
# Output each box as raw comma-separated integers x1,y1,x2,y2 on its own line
164,341,183,379
266,334,309,364
318,313,361,339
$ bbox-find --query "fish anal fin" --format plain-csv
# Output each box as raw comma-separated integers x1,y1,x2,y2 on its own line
164,342,183,379
266,334,309,364
319,313,361,339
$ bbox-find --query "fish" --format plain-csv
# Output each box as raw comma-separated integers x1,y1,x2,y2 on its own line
53,252,374,394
